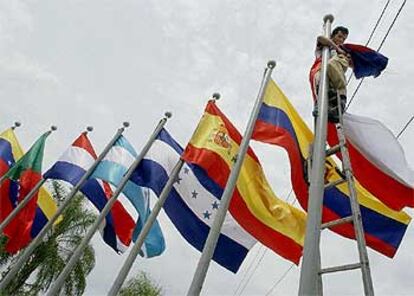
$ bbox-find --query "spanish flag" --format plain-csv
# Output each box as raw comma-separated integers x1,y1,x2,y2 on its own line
0,128,60,253
252,79,411,258
182,101,306,264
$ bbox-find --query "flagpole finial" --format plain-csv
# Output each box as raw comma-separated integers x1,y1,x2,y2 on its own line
86,126,94,133
164,111,172,119
267,61,276,69
123,122,130,128
50,126,58,131
11,122,21,130
323,14,334,23
212,93,221,101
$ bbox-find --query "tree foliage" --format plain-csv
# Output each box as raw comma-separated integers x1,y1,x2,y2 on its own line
119,272,162,296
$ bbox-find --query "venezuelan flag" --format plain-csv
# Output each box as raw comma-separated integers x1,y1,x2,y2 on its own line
0,128,60,249
252,79,411,258
182,101,306,264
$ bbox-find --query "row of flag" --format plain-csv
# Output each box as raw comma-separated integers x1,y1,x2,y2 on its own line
0,78,413,279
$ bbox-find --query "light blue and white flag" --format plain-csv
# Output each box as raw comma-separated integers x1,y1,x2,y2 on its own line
92,136,165,258
130,128,256,273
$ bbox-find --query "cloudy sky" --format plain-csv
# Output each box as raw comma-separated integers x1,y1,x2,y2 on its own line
1,0,413,295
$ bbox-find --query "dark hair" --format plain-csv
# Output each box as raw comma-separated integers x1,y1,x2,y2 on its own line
331,26,349,37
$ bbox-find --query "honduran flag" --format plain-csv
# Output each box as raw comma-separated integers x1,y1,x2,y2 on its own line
182,101,307,265
252,79,411,258
0,128,60,250
342,43,388,79
43,132,135,253
92,135,165,258
130,128,257,272
327,115,414,211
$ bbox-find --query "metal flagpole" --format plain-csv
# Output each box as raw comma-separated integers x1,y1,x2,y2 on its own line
187,61,276,296
0,122,22,185
47,112,172,296
0,124,127,291
0,126,58,234
298,14,334,296
108,158,184,296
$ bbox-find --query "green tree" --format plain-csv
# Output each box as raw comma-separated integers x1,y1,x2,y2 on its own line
119,272,162,296
0,180,97,296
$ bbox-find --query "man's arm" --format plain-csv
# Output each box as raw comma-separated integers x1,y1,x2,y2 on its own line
317,36,346,55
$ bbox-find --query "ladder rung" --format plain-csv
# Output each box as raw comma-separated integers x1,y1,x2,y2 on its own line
324,178,346,189
319,263,362,274
321,216,353,229
326,144,341,156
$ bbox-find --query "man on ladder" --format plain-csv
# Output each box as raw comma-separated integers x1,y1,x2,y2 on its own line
310,26,352,123
299,15,374,296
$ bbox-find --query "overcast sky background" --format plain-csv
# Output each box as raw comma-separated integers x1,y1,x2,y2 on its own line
1,0,413,295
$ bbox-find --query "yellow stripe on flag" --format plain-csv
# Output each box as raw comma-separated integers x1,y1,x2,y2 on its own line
263,80,411,225
189,112,306,246
1,128,62,225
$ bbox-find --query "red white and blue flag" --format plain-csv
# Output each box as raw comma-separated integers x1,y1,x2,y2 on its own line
342,43,388,79
43,133,135,253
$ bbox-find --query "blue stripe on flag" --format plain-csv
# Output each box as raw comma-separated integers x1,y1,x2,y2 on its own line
0,138,15,167
44,161,120,253
93,160,165,257
324,187,407,249
157,129,224,199
114,136,138,157
30,207,48,238
131,158,248,273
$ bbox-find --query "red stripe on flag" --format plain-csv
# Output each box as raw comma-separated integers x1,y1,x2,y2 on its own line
102,182,135,247
183,144,303,264
205,101,260,163
327,123,414,211
72,132,98,159
4,169,41,253
254,120,401,258
322,207,397,258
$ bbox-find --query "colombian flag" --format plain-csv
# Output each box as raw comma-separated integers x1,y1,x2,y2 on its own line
0,128,60,253
182,101,306,264
252,80,411,258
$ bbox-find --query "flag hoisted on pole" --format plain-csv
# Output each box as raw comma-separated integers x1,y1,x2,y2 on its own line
0,126,56,253
186,61,276,296
299,14,332,296
47,112,172,296
0,126,58,235
0,123,130,291
0,122,21,184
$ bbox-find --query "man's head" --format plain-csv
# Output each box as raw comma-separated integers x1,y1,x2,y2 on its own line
331,26,349,45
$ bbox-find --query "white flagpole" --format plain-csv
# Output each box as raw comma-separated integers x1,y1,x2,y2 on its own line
298,14,334,296
0,124,128,291
187,61,276,296
47,112,172,296
108,158,184,296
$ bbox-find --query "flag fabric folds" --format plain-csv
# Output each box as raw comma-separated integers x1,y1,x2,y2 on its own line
252,79,411,258
43,132,136,253
0,131,48,253
92,135,165,258
342,43,388,79
131,128,257,272
182,101,306,265
327,115,414,211
0,129,60,247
